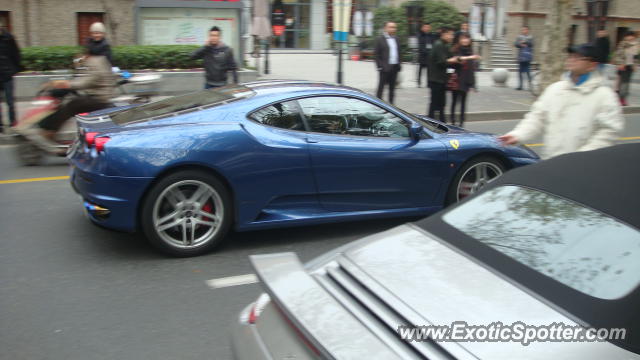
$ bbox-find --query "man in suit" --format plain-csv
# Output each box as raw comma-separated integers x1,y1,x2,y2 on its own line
375,21,401,104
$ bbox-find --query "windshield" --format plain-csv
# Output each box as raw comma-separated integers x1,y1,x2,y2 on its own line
442,185,640,300
110,85,255,125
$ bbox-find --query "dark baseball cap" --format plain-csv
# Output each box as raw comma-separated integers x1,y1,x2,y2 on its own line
567,43,599,61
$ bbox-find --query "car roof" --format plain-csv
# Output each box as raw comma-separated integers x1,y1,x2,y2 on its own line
485,142,640,229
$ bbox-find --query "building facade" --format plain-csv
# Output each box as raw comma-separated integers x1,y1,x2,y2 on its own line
2,0,638,55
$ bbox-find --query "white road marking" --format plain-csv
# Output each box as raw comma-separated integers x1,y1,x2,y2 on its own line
206,274,259,289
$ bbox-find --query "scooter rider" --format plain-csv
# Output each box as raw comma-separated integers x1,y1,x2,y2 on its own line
20,46,115,150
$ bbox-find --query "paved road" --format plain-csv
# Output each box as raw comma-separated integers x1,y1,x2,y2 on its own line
1,115,639,360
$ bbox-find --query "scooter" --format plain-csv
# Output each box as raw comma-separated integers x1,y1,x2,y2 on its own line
13,71,162,166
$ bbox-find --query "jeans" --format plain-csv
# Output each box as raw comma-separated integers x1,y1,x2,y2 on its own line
518,61,531,89
376,65,400,104
450,90,468,127
428,81,447,123
0,78,16,129
39,96,110,132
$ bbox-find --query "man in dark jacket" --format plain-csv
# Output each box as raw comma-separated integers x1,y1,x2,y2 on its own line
594,28,611,66
375,21,401,104
191,26,238,89
86,22,112,65
0,24,21,133
428,27,458,123
417,23,437,87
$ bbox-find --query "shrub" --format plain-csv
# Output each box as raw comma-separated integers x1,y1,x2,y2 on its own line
20,45,205,71
367,0,466,60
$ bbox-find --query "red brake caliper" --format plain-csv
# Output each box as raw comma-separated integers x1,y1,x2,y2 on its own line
201,202,213,222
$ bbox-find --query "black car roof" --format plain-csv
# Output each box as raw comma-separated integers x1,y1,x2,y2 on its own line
483,142,639,229
414,143,640,353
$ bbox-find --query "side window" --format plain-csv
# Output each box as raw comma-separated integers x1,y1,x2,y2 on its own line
250,101,305,131
298,97,410,138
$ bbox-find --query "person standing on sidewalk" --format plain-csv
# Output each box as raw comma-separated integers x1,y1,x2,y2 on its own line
594,28,610,68
0,22,22,133
614,31,638,106
514,26,534,90
375,21,401,104
191,26,238,89
454,22,470,45
85,22,112,65
498,44,623,159
417,23,437,88
449,34,480,127
428,27,458,123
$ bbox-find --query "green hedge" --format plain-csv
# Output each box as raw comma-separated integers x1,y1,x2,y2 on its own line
21,45,205,71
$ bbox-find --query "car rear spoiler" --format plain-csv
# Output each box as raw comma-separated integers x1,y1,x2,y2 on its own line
250,252,405,360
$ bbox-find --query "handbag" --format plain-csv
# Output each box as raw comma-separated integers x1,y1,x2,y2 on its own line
447,72,459,91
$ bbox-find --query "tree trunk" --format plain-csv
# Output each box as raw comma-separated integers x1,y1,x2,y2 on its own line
539,0,572,94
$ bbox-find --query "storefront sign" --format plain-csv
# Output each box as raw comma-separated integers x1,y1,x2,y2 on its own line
272,7,285,36
139,7,238,49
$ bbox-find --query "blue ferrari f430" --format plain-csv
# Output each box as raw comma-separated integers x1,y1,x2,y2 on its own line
68,80,539,256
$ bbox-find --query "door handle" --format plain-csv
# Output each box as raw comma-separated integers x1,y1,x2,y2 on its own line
306,137,318,143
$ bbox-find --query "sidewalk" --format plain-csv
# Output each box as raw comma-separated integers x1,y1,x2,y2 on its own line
252,53,640,120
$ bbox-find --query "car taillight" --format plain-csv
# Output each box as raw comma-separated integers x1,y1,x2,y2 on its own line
85,132,98,146
95,137,110,152
247,294,271,324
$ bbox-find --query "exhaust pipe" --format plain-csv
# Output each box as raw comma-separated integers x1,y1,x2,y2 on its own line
84,201,111,220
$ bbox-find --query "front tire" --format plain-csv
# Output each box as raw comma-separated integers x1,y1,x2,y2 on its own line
141,170,232,257
445,156,505,205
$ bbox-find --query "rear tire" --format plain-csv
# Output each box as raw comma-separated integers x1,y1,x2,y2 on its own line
15,136,45,166
445,156,505,206
141,170,233,257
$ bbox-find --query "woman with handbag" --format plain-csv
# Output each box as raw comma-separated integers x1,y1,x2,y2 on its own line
449,34,480,127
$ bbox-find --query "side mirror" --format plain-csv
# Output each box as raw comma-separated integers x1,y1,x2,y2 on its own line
410,124,424,141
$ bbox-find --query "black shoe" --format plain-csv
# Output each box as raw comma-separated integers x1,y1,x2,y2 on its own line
515,87,523,90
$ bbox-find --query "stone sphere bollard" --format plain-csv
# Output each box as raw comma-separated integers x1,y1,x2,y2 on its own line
492,68,509,87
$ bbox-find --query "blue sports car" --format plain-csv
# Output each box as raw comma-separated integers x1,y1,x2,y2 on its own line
69,80,539,257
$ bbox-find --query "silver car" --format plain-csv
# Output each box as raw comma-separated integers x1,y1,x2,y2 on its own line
231,143,640,359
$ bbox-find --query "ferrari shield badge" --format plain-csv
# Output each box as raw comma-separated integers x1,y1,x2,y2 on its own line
449,139,460,149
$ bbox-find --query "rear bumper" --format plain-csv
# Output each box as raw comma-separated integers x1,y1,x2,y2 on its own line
70,164,153,232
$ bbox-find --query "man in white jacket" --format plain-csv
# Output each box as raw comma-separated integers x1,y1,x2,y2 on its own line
499,44,623,159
